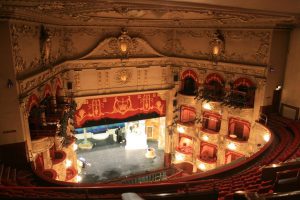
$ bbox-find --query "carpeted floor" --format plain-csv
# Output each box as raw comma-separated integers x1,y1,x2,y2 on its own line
76,135,164,183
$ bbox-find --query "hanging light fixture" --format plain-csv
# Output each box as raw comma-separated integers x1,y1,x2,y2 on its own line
118,28,132,58
210,30,225,65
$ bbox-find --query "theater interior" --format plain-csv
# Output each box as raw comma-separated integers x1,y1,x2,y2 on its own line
1,0,300,199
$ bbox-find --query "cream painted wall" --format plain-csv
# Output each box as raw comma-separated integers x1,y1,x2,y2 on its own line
263,29,290,106
67,66,173,96
0,21,26,145
281,28,300,111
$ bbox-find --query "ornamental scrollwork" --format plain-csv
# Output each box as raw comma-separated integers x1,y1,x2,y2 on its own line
115,68,132,84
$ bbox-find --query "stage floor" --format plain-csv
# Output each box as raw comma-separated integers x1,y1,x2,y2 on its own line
76,135,164,183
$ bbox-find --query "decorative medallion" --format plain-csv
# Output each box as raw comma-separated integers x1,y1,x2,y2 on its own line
115,69,132,84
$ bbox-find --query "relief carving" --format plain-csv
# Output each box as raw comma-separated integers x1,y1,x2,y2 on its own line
115,68,132,84
81,29,163,60
40,25,52,66
10,23,40,74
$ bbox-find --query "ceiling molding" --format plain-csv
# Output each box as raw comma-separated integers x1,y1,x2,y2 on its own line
0,0,298,28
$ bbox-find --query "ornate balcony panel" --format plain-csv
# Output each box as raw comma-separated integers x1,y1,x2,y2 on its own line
31,137,54,154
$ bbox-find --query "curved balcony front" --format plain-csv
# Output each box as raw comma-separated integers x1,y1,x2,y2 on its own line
199,129,219,144
224,138,249,157
196,157,217,172
176,122,198,138
31,137,54,154
174,148,193,163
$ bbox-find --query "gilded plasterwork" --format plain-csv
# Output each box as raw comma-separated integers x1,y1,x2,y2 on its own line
1,1,296,27
115,69,133,84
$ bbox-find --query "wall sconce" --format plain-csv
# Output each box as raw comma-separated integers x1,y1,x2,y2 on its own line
227,142,237,150
177,125,185,133
210,30,225,65
202,135,209,141
118,28,132,58
203,102,213,110
269,67,275,72
7,79,13,88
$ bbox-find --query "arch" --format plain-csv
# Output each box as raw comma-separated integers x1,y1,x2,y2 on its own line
231,77,256,107
26,94,40,113
202,73,225,101
180,69,199,95
205,73,225,85
181,69,199,83
233,77,255,88
54,78,63,96
43,84,52,98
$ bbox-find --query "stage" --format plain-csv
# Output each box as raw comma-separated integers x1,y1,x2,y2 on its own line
76,135,164,183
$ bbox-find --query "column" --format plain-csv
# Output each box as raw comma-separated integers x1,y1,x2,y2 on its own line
20,101,33,162
248,78,266,153
253,78,267,121
217,108,228,166
161,90,174,167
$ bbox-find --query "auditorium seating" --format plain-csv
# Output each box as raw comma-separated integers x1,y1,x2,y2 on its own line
0,114,299,200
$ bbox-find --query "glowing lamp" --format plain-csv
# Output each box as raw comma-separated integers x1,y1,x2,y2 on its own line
275,85,282,91
263,134,270,142
120,74,128,82
119,41,128,53
198,163,206,170
175,153,185,161
66,159,72,168
76,175,82,183
227,142,236,150
202,135,209,141
177,126,185,133
118,28,131,56
73,144,78,151
203,103,212,110
213,45,220,55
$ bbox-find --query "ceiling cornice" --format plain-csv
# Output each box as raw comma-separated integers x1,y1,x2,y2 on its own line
0,0,298,28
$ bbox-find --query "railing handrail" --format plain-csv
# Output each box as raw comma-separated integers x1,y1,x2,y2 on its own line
107,167,180,184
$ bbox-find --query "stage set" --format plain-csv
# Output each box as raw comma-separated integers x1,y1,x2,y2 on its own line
74,117,165,183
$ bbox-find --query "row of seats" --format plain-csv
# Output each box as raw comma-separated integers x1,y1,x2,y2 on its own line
0,114,299,200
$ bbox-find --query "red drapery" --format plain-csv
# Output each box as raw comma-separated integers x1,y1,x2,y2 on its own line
75,93,166,127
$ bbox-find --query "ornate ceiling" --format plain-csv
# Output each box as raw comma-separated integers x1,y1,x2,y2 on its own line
0,0,299,28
